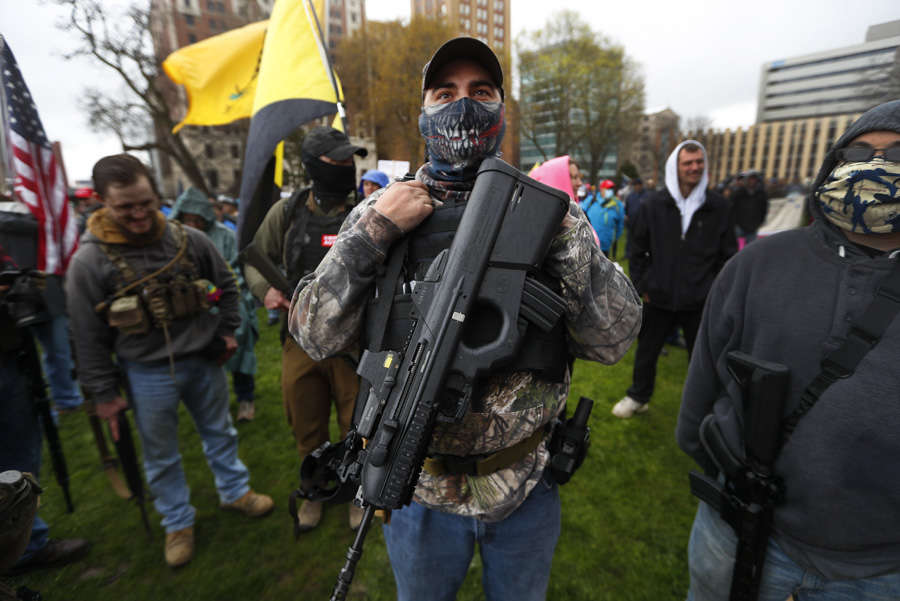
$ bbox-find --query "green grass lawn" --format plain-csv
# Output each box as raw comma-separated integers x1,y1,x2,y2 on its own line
8,285,700,600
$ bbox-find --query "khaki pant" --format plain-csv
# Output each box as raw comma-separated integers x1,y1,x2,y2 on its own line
281,339,358,458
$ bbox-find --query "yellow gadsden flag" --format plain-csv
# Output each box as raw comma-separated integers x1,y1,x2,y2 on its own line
238,0,344,248
162,20,268,133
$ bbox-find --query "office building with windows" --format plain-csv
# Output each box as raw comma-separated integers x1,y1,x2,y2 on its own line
756,19,900,122
412,0,509,60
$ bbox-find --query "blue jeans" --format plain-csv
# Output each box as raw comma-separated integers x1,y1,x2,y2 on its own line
124,356,250,533
382,476,560,601
1,350,50,562
32,314,83,410
687,500,900,601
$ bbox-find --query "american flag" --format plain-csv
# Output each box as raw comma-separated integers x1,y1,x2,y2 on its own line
1,36,78,274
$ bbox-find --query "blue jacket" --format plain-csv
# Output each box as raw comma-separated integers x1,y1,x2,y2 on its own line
580,194,623,253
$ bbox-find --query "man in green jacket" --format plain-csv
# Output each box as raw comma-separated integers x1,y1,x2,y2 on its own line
171,187,260,422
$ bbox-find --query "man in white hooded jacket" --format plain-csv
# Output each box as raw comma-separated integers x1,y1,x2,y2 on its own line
613,141,736,418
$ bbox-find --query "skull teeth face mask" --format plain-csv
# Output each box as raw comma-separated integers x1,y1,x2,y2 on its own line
816,159,900,234
418,97,505,180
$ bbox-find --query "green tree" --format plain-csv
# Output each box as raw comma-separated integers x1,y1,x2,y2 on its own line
517,11,645,184
334,17,458,165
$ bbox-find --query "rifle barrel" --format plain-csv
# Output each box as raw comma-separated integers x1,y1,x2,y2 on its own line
330,505,376,601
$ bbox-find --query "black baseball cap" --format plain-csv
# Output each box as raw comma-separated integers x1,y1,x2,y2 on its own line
422,37,504,99
301,126,368,161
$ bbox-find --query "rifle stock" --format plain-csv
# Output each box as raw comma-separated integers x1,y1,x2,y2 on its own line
239,242,293,298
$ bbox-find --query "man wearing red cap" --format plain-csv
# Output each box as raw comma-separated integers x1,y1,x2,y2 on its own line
290,38,641,600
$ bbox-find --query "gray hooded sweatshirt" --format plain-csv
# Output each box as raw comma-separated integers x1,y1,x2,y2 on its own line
677,100,900,579
66,212,240,404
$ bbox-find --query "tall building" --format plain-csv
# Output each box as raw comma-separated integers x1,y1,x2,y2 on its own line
686,113,862,186
411,0,510,61
756,19,900,123
625,108,680,187
323,0,366,53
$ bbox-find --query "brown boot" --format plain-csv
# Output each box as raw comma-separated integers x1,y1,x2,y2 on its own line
221,490,274,518
297,500,323,532
164,527,194,568
348,504,364,531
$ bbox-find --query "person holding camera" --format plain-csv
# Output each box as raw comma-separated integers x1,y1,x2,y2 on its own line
0,255,89,577
65,154,273,568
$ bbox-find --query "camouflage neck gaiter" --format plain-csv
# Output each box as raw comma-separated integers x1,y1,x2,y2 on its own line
816,160,900,233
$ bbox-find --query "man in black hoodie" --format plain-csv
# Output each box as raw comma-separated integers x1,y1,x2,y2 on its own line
731,170,768,244
677,101,900,599
613,140,736,418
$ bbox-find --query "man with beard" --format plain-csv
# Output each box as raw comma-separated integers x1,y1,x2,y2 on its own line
289,38,641,600
678,100,900,600
66,154,273,568
244,127,365,532
613,140,736,418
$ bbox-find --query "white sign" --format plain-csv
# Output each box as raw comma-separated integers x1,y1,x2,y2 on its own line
377,160,412,180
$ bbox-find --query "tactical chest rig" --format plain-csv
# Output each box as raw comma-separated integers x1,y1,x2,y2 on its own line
361,191,570,421
283,188,350,289
94,222,212,373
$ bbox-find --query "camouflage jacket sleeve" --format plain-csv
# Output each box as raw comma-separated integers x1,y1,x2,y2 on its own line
289,190,402,360
544,200,642,364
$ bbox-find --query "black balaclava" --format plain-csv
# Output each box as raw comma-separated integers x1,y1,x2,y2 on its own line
302,152,357,211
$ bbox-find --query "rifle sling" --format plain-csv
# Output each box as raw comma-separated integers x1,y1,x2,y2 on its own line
423,427,546,477
351,237,410,428
782,256,900,440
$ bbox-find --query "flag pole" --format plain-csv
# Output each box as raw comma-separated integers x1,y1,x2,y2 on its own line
304,0,348,134
0,36,14,196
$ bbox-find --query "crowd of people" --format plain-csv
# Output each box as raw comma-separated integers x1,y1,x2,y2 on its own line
2,35,900,601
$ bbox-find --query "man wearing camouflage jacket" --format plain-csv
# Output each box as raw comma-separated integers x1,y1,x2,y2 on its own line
290,38,641,601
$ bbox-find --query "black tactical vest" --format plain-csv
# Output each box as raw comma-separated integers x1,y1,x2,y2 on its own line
283,188,351,288
365,198,570,388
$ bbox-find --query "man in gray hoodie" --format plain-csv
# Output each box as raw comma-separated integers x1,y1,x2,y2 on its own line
677,100,900,599
66,154,273,568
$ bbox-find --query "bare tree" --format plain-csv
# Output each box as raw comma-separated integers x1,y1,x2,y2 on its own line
56,0,209,194
683,115,713,137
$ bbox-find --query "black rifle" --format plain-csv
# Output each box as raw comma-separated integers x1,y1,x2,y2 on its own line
20,330,74,513
306,158,570,601
71,341,132,500
239,241,293,298
86,405,132,500
111,409,152,537
688,351,789,601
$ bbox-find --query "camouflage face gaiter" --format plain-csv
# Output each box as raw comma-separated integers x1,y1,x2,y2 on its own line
816,159,900,233
418,98,505,181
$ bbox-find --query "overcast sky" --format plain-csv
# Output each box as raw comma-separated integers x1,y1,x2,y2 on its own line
1,0,897,183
